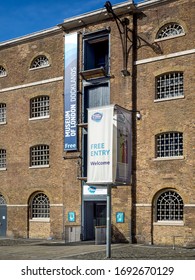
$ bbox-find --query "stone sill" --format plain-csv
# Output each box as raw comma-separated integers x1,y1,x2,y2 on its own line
153,156,184,161
29,64,50,71
154,95,184,103
153,221,184,226
29,165,50,169
29,115,50,121
0,168,7,171
154,33,185,43
29,218,50,222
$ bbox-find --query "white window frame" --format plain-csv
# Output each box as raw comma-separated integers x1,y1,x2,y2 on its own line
30,55,50,70
30,96,50,120
30,145,49,168
156,132,183,159
0,103,6,124
155,23,185,42
0,195,6,204
155,72,184,100
0,66,6,77
0,149,6,170
155,190,184,223
30,193,50,219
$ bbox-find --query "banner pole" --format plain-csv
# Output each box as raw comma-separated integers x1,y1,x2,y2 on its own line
106,184,112,258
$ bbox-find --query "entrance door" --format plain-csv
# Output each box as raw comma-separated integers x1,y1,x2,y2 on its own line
84,201,94,240
0,205,7,237
84,201,106,240
96,203,106,226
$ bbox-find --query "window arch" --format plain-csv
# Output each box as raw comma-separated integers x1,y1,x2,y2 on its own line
0,103,6,123
0,66,6,77
30,55,49,69
30,193,50,218
156,132,183,158
156,23,184,39
156,190,183,221
0,194,6,205
30,145,49,167
156,72,184,100
30,95,50,118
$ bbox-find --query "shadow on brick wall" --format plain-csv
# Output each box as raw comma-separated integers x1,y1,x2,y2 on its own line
112,225,129,243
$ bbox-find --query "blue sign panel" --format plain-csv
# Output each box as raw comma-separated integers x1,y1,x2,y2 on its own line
116,212,125,223
68,212,76,222
64,33,78,151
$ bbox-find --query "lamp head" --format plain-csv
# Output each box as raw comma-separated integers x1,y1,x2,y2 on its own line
136,112,141,120
104,1,113,14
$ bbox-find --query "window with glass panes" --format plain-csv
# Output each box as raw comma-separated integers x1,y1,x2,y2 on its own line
156,132,183,158
0,194,6,204
157,23,184,39
0,66,6,77
31,193,50,218
0,103,6,123
156,72,183,100
0,149,6,168
83,32,109,73
30,55,49,69
30,145,49,166
30,96,49,118
156,190,183,221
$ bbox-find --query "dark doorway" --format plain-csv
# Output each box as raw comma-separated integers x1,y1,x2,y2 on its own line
84,201,106,240
0,205,7,237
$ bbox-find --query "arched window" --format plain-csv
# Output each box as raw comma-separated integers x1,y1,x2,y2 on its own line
156,23,184,39
0,66,6,77
0,103,6,123
156,190,183,221
30,96,49,118
30,55,49,69
30,145,49,167
156,72,183,100
0,149,6,169
0,194,6,205
31,193,50,218
156,132,183,158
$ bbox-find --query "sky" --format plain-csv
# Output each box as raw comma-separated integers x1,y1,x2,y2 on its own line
0,0,142,42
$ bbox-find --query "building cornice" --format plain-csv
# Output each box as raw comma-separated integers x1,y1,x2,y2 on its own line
137,0,176,9
0,26,61,48
58,0,176,32
58,2,134,32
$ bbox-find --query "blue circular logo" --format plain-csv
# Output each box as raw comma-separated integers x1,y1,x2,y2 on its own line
88,186,96,194
91,112,103,122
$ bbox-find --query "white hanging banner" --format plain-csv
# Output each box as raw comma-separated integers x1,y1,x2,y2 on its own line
87,104,132,186
87,105,114,185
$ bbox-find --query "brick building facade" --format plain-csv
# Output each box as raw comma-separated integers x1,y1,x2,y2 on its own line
0,0,194,247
